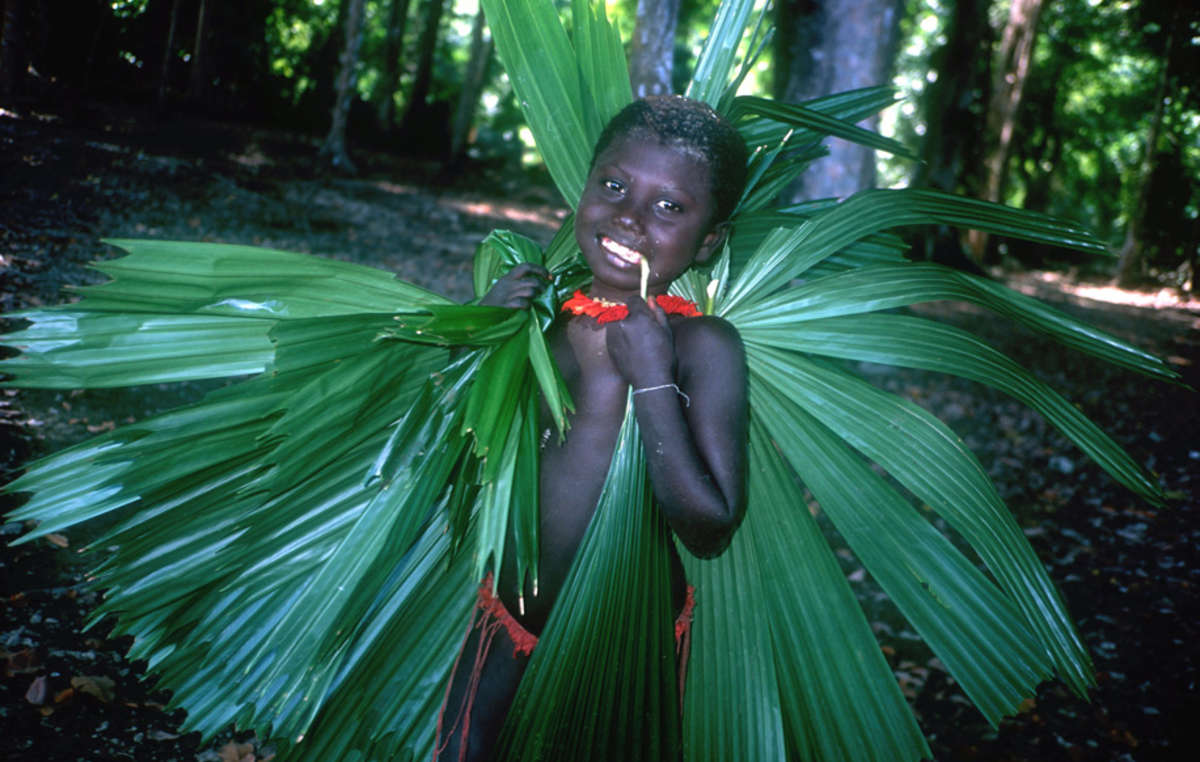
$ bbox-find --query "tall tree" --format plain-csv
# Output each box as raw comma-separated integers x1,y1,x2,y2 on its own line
320,0,368,172
187,0,210,103
966,0,1044,264
1113,45,1168,287
0,0,26,95
448,6,493,164
910,0,993,267
914,0,992,194
774,0,904,201
400,0,447,136
629,0,680,97
376,0,413,131
156,0,182,109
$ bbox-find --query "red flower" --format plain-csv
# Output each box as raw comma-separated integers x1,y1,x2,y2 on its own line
561,290,701,323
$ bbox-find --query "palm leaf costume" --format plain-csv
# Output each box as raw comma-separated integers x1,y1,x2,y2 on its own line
2,1,1177,760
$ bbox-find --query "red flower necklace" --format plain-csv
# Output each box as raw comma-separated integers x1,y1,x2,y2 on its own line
561,290,702,324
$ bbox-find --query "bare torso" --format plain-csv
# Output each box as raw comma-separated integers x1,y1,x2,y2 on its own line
496,311,688,634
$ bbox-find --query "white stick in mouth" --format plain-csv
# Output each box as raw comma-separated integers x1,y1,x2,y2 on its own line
638,255,649,301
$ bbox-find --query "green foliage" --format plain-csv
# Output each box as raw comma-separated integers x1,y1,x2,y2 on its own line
888,0,1199,275
2,2,1181,761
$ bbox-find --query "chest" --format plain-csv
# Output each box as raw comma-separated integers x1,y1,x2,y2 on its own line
550,317,631,420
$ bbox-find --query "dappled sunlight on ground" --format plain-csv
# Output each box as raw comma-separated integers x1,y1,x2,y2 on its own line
1008,270,1200,313
441,198,568,228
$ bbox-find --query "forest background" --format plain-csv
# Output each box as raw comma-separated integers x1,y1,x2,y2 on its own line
1,0,1196,289
1,1,1199,761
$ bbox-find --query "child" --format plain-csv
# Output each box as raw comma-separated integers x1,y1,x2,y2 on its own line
434,95,751,760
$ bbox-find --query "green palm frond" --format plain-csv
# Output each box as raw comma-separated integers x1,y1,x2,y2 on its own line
497,396,679,761
479,0,631,206
1,2,1177,761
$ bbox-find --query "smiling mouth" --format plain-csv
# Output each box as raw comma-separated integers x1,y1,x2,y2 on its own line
599,236,644,266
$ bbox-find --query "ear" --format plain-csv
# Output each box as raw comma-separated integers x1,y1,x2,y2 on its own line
694,221,730,265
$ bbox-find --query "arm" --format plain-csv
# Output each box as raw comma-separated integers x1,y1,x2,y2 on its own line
606,299,748,558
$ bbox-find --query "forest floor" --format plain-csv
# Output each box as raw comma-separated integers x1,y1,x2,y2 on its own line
1,102,1198,762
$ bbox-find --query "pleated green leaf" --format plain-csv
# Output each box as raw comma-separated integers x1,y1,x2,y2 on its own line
570,0,633,137
732,86,903,149
480,0,591,205
722,189,1108,313
86,239,448,314
0,311,273,387
288,521,477,762
686,0,759,107
750,346,1093,696
681,418,930,762
740,312,1162,502
1,4,1175,761
733,95,916,159
497,395,680,761
752,382,1058,725
729,262,1177,382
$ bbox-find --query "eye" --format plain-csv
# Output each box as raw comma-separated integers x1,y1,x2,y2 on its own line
656,198,683,214
601,178,624,194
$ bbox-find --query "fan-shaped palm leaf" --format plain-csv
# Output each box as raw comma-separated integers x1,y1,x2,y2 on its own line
2,2,1176,761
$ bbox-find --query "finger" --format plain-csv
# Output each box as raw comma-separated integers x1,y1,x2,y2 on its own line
512,263,551,280
631,295,667,328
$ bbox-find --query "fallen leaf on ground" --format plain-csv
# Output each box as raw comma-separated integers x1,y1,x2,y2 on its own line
219,741,256,762
24,675,48,705
71,674,116,703
3,646,41,675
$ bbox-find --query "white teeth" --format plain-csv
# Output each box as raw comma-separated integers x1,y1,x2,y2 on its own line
600,236,642,265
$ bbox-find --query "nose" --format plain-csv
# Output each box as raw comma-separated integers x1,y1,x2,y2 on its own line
612,201,644,234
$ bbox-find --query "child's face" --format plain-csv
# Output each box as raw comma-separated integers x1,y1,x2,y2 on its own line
575,135,724,298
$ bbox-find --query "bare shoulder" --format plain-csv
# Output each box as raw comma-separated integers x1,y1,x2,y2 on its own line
672,316,744,386
673,315,745,370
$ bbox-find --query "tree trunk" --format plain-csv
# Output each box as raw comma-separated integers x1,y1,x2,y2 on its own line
448,7,492,164
914,0,991,194
0,0,19,95
320,0,368,173
156,0,182,109
376,0,413,131
187,0,210,103
774,0,903,202
909,0,993,268
401,0,447,133
966,0,1044,264
1115,27,1173,288
629,0,680,97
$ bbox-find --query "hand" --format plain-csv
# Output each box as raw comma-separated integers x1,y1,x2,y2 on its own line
479,263,551,309
605,296,676,388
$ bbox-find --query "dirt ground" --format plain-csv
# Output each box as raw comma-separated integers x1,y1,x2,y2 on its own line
2,103,1198,761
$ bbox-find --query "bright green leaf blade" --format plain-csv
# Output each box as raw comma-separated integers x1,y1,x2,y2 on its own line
733,95,916,159
753,381,1058,726
751,347,1094,695
731,86,901,148
728,262,1177,382
686,0,759,107
88,239,448,315
572,0,633,135
723,188,1107,309
498,395,679,761
0,311,273,388
481,0,591,205
290,521,476,762
682,418,930,762
741,313,1163,502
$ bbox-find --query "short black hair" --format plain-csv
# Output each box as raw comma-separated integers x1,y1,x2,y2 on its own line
590,95,749,223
